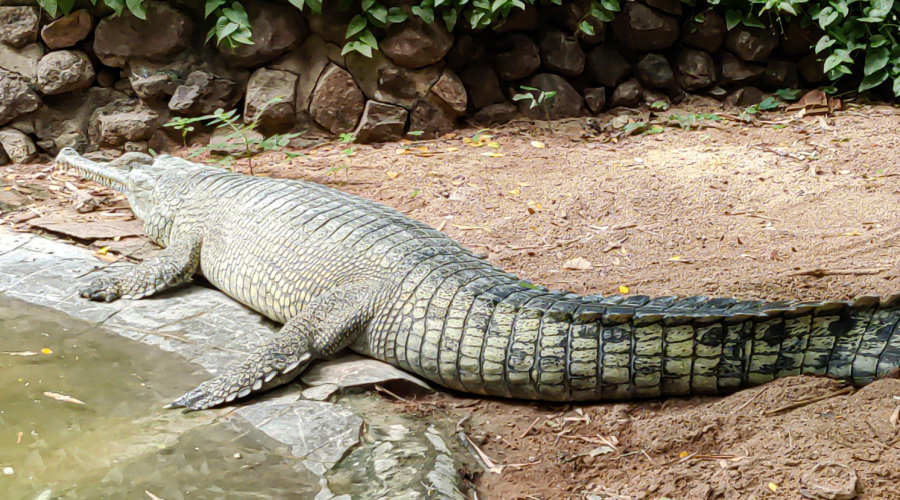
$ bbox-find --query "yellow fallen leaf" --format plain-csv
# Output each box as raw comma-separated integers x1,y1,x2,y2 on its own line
446,147,459,152
670,255,681,261
96,246,111,255
482,152,505,157
386,171,400,179
462,137,472,144
618,285,629,294
678,451,690,459
530,141,545,149
517,181,531,187
487,141,500,148
394,148,407,155
40,348,53,355
508,188,520,195
768,482,778,493
417,146,429,153
3,186,12,191
562,257,593,271
43,391,85,405
841,231,862,236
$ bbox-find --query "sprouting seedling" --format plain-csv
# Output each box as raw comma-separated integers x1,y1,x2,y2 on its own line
512,86,558,109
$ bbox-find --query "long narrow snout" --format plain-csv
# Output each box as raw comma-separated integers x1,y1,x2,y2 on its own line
54,148,130,194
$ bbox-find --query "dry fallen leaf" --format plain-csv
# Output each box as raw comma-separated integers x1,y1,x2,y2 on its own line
530,141,545,149
43,391,85,405
562,257,593,271
618,285,630,294
385,171,400,179
481,152,505,158
508,188,520,196
890,406,899,426
3,351,39,357
487,141,500,148
768,482,779,493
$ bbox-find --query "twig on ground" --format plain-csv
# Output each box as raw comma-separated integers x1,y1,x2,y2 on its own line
519,416,541,438
374,385,410,402
782,267,887,278
763,386,854,415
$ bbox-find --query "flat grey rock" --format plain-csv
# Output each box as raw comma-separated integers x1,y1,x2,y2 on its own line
302,353,432,393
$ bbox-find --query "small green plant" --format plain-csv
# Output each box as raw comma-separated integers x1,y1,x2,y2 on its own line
512,85,558,110
164,97,299,175
669,112,722,130
338,133,357,157
649,100,669,111
512,85,559,131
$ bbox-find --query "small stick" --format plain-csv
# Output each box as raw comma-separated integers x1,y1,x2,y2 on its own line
763,386,854,415
783,267,886,278
519,416,541,439
730,387,769,416
374,385,410,403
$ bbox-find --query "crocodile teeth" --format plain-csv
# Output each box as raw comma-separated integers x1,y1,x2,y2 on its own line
225,392,237,403
238,387,251,398
252,379,263,391
264,371,277,383
283,360,301,374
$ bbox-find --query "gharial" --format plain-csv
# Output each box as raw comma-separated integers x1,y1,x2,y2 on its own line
53,148,900,411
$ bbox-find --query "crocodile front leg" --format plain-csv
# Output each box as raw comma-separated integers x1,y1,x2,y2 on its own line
167,279,384,411
81,233,202,302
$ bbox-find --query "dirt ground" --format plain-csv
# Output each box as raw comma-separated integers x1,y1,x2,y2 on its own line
3,96,900,499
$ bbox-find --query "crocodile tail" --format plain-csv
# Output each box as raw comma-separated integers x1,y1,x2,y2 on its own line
441,289,900,402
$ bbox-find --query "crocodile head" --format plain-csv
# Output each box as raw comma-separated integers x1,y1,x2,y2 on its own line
53,148,208,241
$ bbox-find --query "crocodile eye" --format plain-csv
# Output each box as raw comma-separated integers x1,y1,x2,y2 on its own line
130,170,157,191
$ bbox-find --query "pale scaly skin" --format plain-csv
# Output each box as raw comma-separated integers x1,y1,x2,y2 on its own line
54,148,900,411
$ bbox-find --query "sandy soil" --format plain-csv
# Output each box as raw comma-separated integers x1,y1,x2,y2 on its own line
3,96,900,499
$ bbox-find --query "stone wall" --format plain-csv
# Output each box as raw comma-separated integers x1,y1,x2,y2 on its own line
0,0,825,163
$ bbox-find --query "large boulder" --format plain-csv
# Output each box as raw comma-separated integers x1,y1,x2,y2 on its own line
719,53,765,85
0,70,40,125
676,49,715,91
89,99,159,147
93,1,193,67
218,1,306,68
271,34,331,122
346,50,441,110
41,9,93,49
635,53,675,89
539,28,585,77
0,127,36,163
381,16,453,69
353,100,407,143
429,69,467,116
0,42,42,81
169,70,241,116
17,87,125,154
610,79,643,108
682,11,725,53
585,45,631,88
409,96,456,139
460,64,505,109
309,63,365,134
611,2,679,52
494,33,540,82
725,27,779,63
518,73,583,120
0,6,39,48
244,68,298,132
36,50,95,95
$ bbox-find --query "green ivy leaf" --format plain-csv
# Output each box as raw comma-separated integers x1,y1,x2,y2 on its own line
725,9,742,30
346,14,367,38
864,46,890,76
125,0,145,19
814,35,835,53
893,76,900,97
367,4,388,24
361,0,375,10
205,0,227,18
287,0,306,11
386,6,408,23
443,8,458,32
859,70,889,91
579,20,596,36
411,5,434,23
358,29,378,48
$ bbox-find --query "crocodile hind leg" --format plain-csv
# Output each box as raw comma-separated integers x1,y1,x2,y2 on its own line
167,279,384,411
81,233,202,302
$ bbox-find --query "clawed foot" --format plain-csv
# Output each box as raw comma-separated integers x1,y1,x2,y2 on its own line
165,352,314,412
166,377,237,412
80,278,121,302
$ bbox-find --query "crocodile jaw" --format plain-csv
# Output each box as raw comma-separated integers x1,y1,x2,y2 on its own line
54,147,130,194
